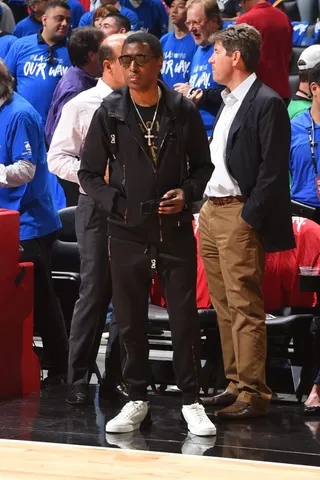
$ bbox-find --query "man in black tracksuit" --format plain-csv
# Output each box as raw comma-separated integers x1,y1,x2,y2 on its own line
78,32,216,437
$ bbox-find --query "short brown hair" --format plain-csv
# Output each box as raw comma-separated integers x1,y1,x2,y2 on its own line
186,0,221,22
92,4,118,24
211,23,262,73
0,59,14,101
299,70,310,83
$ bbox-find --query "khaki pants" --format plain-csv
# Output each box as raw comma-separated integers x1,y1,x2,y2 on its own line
199,200,272,411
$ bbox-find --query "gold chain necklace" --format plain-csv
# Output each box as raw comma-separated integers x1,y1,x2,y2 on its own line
130,86,161,147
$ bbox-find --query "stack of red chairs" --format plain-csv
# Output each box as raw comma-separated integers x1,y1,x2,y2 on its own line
0,209,40,399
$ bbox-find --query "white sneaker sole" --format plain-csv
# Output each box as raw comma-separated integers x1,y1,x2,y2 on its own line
187,424,217,437
105,421,141,434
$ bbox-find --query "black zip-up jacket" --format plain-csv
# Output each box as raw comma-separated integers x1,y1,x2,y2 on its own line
78,81,214,243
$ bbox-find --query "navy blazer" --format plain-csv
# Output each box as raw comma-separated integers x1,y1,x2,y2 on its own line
211,78,295,253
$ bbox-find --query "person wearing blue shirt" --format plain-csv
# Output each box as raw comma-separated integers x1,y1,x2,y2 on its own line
13,0,46,38
0,59,68,386
160,0,197,88
5,1,71,126
120,0,168,38
290,63,320,220
5,1,72,211
174,0,221,137
67,0,85,29
0,31,17,59
80,0,139,30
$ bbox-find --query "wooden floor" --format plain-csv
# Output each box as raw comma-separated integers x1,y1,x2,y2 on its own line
0,439,319,480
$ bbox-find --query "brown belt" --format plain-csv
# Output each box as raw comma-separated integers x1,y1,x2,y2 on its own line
208,195,245,206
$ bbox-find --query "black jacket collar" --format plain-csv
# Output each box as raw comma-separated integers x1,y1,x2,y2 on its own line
102,80,182,122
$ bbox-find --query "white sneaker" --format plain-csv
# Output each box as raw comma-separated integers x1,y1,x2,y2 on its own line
105,401,151,433
182,403,216,437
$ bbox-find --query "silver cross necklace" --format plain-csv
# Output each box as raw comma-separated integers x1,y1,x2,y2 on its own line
130,87,161,147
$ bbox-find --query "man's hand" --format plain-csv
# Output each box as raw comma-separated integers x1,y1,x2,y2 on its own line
173,82,191,96
158,189,185,215
188,88,203,104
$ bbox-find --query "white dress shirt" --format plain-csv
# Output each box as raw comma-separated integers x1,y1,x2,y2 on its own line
205,73,257,198
47,78,112,194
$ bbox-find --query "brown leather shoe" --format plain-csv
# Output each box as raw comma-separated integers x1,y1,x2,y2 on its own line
214,401,268,419
201,390,237,407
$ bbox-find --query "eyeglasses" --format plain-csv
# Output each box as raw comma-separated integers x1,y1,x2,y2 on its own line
118,54,157,68
46,46,54,65
185,20,206,28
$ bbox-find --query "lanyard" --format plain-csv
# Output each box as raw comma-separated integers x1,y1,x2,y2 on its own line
307,118,318,176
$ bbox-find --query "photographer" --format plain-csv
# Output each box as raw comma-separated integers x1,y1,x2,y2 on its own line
79,32,215,437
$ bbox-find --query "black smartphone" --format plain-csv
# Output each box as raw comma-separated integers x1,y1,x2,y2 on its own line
140,199,160,216
140,195,176,216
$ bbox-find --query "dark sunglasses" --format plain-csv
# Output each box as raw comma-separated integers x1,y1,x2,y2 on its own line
118,53,157,68
46,46,54,65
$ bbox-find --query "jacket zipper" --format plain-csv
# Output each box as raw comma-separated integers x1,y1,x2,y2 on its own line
122,165,127,223
124,122,169,242
108,236,111,261
122,164,126,188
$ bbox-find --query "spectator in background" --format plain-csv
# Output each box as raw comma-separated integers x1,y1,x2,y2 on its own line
121,0,168,37
218,0,241,20
67,0,85,29
237,0,292,104
5,0,72,211
7,0,28,23
290,63,320,222
0,10,17,58
100,12,131,35
92,5,118,28
13,0,47,38
160,0,197,89
79,0,139,30
0,1,16,34
174,0,221,137
0,59,68,387
288,45,320,120
45,27,105,146
296,0,320,23
5,0,71,127
48,34,129,405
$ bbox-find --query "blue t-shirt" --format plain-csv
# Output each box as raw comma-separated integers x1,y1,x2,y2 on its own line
0,32,17,59
189,44,219,136
0,93,61,241
13,14,42,38
160,31,197,88
290,109,320,207
79,6,139,30
120,0,168,38
4,33,71,126
67,0,85,29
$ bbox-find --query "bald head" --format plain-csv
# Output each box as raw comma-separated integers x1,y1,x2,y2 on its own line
0,60,14,101
99,33,128,90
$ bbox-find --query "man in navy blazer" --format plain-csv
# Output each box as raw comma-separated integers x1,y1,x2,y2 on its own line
199,24,295,419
